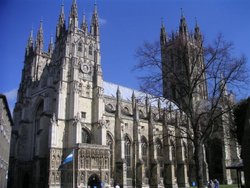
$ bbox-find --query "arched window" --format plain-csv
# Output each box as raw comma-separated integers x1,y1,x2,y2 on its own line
78,42,82,52
124,135,131,167
82,128,91,143
124,107,130,114
141,136,147,156
171,140,176,162
34,101,44,156
156,138,163,171
106,133,114,177
156,139,162,157
89,45,93,55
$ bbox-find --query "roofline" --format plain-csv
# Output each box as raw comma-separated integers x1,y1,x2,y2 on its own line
0,94,14,126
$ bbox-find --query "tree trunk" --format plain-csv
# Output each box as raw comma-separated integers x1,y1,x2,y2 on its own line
194,137,205,188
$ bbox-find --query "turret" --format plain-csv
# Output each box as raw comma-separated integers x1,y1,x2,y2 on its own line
116,86,121,117
194,18,202,45
160,19,167,47
81,13,88,33
90,3,99,41
68,0,78,32
179,9,188,39
48,36,54,57
35,20,44,54
25,29,34,56
56,3,66,38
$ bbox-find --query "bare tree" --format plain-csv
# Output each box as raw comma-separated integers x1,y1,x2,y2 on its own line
134,33,248,188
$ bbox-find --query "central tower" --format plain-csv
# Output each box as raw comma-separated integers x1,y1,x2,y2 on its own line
160,14,208,111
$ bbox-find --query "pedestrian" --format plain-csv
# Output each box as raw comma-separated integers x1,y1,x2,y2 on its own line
208,180,214,188
214,179,219,188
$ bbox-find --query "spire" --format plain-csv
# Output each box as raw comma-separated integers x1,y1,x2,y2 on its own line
28,28,33,44
35,19,44,53
26,28,34,56
160,18,167,46
94,0,98,15
56,2,66,38
116,86,121,100
131,90,136,108
179,8,188,39
90,2,99,38
70,0,78,18
116,86,121,117
48,35,54,56
59,2,65,24
194,17,202,43
81,12,88,33
69,0,78,32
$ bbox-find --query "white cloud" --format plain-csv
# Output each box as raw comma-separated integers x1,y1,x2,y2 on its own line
4,88,18,102
3,88,18,114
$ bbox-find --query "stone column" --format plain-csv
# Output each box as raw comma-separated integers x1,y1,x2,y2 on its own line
176,131,189,187
148,105,159,188
114,87,127,187
132,93,143,188
163,109,177,188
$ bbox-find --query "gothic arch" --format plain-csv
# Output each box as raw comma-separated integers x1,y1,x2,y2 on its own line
141,136,148,156
139,109,145,118
88,173,101,188
33,100,44,156
124,134,132,164
155,138,163,157
32,97,44,117
88,44,93,55
82,128,91,143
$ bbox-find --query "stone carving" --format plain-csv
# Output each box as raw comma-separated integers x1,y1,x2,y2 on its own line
74,112,81,124
50,113,57,126
97,116,106,129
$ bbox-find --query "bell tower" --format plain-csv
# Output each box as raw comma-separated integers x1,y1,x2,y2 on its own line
160,15,208,110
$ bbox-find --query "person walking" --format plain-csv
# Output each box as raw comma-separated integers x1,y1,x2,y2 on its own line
214,179,219,188
208,180,214,188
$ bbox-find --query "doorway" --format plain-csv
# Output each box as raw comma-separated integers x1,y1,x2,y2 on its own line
88,173,101,188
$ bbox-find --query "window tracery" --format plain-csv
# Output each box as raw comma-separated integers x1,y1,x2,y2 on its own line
125,135,131,167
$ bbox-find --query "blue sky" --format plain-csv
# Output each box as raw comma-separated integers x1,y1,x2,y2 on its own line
0,0,250,112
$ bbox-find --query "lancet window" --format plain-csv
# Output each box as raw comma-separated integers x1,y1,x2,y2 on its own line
78,42,82,52
125,135,131,167
82,128,91,143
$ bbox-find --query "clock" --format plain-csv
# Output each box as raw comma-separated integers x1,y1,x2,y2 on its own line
80,63,90,73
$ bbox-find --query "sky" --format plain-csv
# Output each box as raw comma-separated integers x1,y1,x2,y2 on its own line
0,0,250,112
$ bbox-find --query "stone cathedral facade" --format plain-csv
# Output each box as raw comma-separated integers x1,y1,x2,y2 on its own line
8,1,240,188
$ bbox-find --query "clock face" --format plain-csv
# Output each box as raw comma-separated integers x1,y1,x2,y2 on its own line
81,63,90,73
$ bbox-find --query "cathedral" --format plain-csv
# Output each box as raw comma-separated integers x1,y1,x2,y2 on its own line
8,1,240,188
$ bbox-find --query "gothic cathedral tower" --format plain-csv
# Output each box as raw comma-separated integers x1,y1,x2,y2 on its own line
9,1,109,188
160,13,208,111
